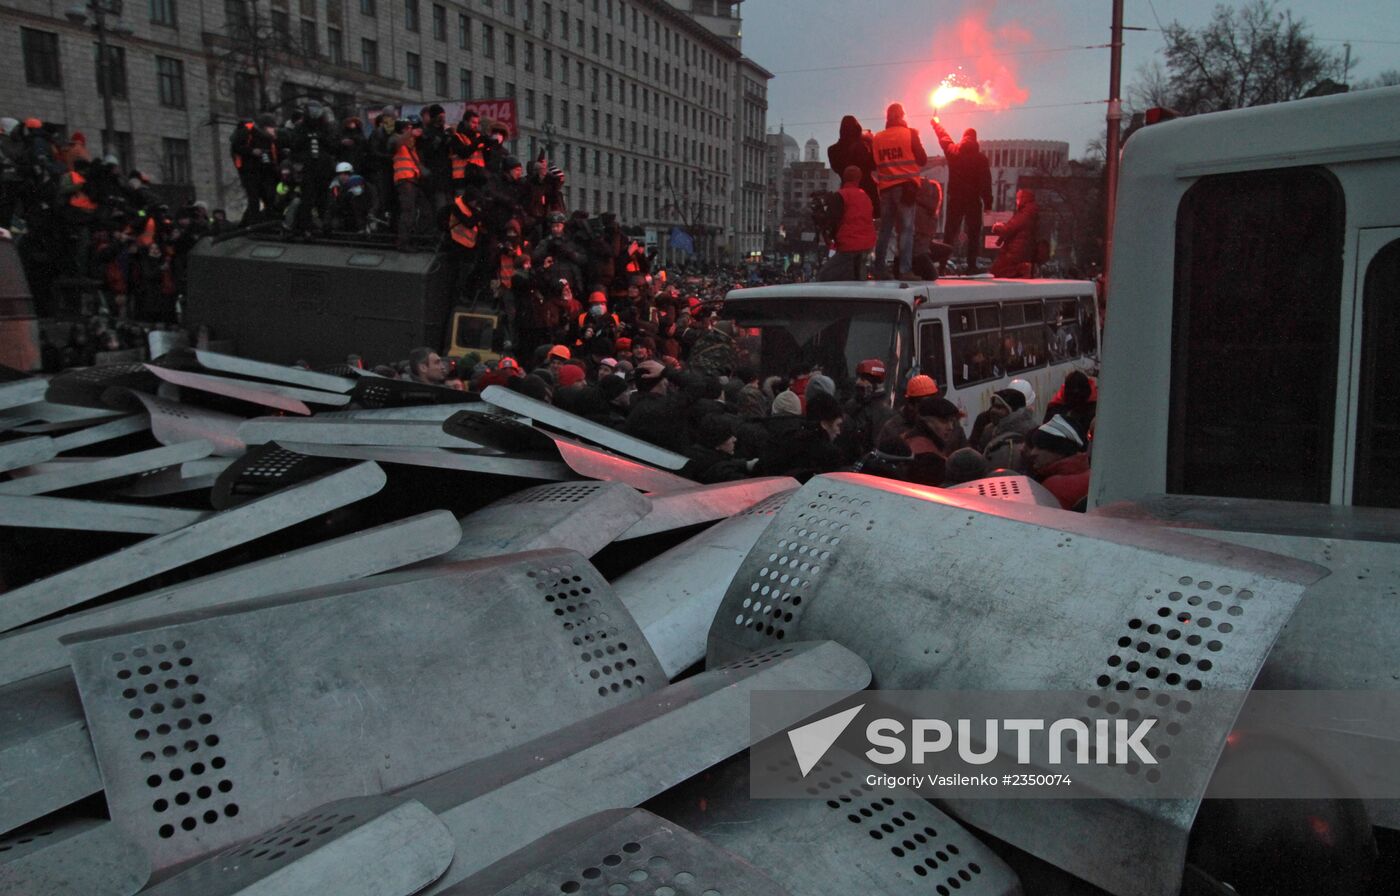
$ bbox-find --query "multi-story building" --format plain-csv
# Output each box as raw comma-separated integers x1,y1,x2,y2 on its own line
779,138,835,248
730,55,770,261
3,0,771,263
763,126,796,248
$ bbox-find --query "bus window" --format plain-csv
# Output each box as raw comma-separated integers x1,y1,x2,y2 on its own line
1045,298,1082,362
1078,296,1099,356
919,320,948,389
1167,167,1344,503
999,300,1047,373
951,303,1002,387
1354,238,1400,508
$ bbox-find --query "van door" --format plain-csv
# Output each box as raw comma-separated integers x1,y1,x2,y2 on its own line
1348,228,1400,507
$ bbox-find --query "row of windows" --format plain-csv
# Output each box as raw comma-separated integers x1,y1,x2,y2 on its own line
22,29,188,109
920,298,1098,389
365,0,733,84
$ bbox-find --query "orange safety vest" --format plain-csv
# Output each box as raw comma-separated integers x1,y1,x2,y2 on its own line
448,196,478,248
392,142,422,183
871,125,921,191
450,132,486,182
67,171,98,212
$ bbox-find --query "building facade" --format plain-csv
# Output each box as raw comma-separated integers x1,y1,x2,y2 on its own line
3,0,770,263
729,55,769,260
922,138,1070,212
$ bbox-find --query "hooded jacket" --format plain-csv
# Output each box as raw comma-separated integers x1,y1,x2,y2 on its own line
826,116,879,209
932,120,993,209
979,405,1038,472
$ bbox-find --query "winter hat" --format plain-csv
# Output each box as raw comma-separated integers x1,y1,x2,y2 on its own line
805,391,844,423
1031,415,1085,455
917,396,962,420
697,413,739,449
944,448,990,485
614,336,633,352
806,373,836,400
598,374,628,402
556,363,586,388
991,388,1026,413
771,389,802,417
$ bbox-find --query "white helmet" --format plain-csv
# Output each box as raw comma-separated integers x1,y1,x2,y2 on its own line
1008,378,1036,408
334,161,354,174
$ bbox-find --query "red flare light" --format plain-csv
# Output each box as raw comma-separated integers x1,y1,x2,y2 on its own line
925,11,1032,113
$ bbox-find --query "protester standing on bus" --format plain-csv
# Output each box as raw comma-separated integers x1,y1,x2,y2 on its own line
931,119,993,273
817,166,877,282
871,104,927,280
990,188,1040,278
826,115,879,212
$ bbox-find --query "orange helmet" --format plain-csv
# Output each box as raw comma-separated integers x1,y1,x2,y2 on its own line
905,374,939,398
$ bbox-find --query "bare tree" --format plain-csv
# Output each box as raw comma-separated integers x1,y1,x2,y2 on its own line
1133,1,1342,115
1355,69,1400,91
208,0,343,118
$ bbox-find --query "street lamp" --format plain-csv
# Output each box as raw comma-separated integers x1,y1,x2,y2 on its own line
65,0,133,159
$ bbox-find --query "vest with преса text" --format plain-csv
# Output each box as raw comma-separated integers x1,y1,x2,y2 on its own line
872,126,921,191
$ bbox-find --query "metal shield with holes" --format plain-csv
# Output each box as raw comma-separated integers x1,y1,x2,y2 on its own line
135,394,246,457
615,488,796,678
703,473,1324,896
63,549,665,873
0,670,102,835
439,481,651,563
144,795,453,896
945,473,1061,507
658,752,1021,896
0,816,149,896
453,809,791,896
399,639,870,893
617,477,800,540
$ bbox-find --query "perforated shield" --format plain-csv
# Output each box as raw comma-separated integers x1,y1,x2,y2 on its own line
0,670,101,834
704,473,1324,896
145,365,349,414
615,489,795,678
0,816,149,896
0,375,46,411
136,394,246,457
443,410,695,492
46,413,151,450
0,462,387,633
946,473,1060,507
481,385,690,470
617,477,800,540
195,350,357,394
144,796,453,896
0,495,207,534
0,510,461,687
0,435,56,473
210,444,348,509
274,443,574,481
44,363,158,409
398,639,870,892
658,752,1021,896
439,481,651,563
64,549,666,872
453,809,791,896
0,441,214,496
239,417,480,448
350,377,476,409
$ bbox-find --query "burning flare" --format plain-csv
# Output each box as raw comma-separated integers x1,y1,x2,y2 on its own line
925,11,1032,113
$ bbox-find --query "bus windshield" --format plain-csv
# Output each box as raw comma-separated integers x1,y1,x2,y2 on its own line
716,298,911,397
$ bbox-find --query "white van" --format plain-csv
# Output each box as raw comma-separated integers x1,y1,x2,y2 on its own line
714,278,1100,432
1092,84,1400,508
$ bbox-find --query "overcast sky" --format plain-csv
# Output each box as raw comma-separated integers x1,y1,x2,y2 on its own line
740,0,1400,157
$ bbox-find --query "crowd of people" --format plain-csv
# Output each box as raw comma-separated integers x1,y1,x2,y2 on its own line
815,103,1041,282
395,331,1097,510
1,116,237,326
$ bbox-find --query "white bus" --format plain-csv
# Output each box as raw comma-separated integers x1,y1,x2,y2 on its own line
713,278,1100,433
1092,84,1400,509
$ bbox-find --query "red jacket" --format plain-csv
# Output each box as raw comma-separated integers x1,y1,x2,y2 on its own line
1036,452,1091,510
833,184,876,252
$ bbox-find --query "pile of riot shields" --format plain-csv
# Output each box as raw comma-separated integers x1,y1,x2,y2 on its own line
1,351,1394,896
